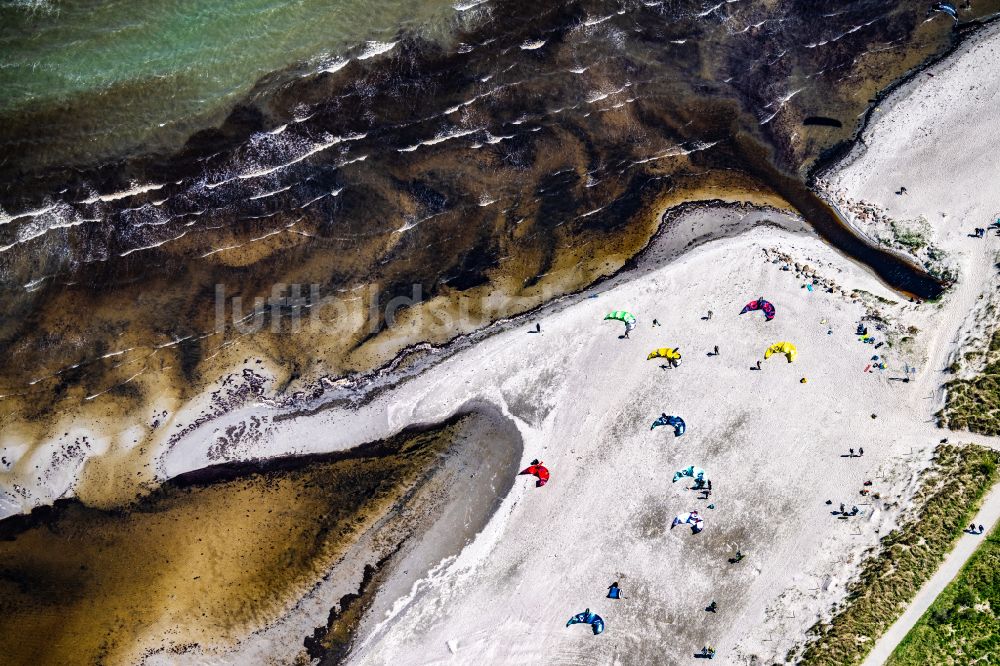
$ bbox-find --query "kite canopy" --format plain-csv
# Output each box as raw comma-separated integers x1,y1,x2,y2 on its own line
652,414,686,436
672,465,707,484
647,347,681,361
604,311,636,331
740,297,776,321
931,2,958,19
567,609,605,635
519,463,550,487
671,511,704,533
764,341,797,363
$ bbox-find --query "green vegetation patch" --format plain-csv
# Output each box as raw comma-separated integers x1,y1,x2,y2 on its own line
797,444,999,666
938,330,1000,435
887,522,1000,665
891,219,930,252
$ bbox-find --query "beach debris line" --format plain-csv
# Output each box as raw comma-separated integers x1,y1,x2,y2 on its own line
518,459,549,487
566,608,605,635
740,297,776,321
652,413,686,436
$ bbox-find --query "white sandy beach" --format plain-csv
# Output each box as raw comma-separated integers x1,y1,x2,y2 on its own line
2,18,1000,666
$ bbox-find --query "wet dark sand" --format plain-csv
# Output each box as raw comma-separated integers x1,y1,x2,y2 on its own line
0,406,522,665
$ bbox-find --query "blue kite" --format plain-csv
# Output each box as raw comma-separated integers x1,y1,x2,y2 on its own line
566,608,605,635
651,413,686,437
930,2,958,20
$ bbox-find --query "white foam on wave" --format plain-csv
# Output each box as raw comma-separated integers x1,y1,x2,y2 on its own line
23,275,49,291
760,87,803,125
631,140,720,165
320,59,349,74
585,83,631,104
584,14,613,26
805,18,878,49
296,187,344,210
200,223,295,258
358,41,398,60
569,66,589,74
0,204,57,226
399,127,481,153
0,203,98,253
520,40,546,50
118,230,190,257
453,0,489,10
341,154,368,166
249,184,293,201
78,182,165,204
395,211,446,234
206,132,367,189
85,368,147,401
696,2,724,18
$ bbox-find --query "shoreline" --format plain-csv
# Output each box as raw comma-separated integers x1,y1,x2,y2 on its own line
1,198,806,520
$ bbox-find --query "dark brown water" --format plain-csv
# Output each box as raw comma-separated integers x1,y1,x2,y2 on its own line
1,0,998,450
0,408,522,664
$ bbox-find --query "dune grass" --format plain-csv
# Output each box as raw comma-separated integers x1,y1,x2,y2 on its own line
797,444,999,666
938,330,1000,435
886,522,1000,665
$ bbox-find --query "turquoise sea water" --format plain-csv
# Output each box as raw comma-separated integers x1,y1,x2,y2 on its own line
0,0,463,168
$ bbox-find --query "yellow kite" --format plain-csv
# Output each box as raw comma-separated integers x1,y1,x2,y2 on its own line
647,347,681,361
764,341,797,363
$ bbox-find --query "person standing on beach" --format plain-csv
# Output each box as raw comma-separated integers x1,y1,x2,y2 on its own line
713,345,719,356
849,448,855,457
756,360,761,370
536,323,541,333
859,447,864,457
653,318,661,327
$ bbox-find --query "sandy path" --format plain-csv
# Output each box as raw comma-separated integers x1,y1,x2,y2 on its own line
860,481,1000,666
